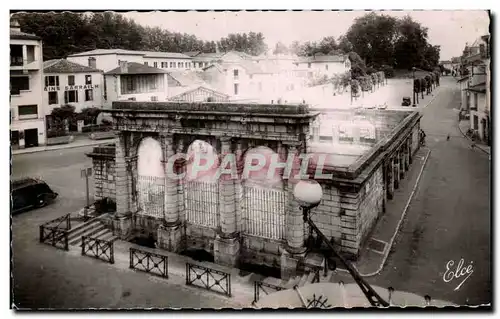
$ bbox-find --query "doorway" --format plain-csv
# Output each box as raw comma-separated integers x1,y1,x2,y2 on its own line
10,130,19,149
24,128,39,148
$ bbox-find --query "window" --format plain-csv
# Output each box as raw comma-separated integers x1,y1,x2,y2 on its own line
154,62,158,68
68,75,75,86
18,105,38,118
45,76,59,87
474,93,478,110
170,62,174,68
176,62,180,68
234,83,239,95
144,62,148,66
161,62,167,68
180,62,184,68
85,75,92,85
308,63,312,68
85,89,93,101
325,64,329,70
10,76,30,95
48,91,58,105
234,69,239,79
64,90,78,103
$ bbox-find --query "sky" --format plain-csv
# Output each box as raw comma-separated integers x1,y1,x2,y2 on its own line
122,10,490,61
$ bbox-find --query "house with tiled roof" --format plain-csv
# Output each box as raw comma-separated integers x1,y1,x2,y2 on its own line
10,18,45,149
67,48,193,73
42,59,104,126
296,53,350,78
103,61,169,108
166,70,228,102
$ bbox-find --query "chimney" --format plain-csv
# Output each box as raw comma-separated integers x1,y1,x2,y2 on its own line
88,57,97,69
119,60,128,73
10,18,21,32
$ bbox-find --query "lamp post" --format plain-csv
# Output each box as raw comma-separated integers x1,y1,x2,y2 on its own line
293,180,389,308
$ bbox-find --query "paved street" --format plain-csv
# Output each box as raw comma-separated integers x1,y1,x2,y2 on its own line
333,77,490,306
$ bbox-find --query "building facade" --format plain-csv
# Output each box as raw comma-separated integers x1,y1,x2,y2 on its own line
296,54,351,78
42,59,104,116
67,49,193,73
103,61,169,108
10,20,45,149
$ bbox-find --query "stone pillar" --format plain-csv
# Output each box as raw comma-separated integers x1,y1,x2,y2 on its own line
393,155,400,190
281,142,306,280
113,132,133,239
399,149,405,180
157,133,182,252
386,159,394,200
22,45,27,65
234,141,244,233
408,136,413,164
405,140,410,171
214,136,240,267
175,137,186,223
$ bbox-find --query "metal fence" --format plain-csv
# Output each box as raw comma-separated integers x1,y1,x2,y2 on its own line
185,263,231,297
253,281,284,304
81,235,115,264
39,213,71,251
137,175,165,218
184,181,219,228
241,186,286,240
129,247,168,278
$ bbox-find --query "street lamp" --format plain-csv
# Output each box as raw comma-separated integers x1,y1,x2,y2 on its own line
293,180,389,307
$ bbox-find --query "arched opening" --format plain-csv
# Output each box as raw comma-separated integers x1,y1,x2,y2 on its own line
183,139,220,228
241,146,286,240
136,137,165,218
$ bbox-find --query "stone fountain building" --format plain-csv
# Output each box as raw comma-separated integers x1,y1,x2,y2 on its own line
86,101,422,278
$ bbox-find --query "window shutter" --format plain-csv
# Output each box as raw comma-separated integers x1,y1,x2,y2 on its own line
56,76,59,86
45,76,49,87
64,91,68,104
75,90,79,103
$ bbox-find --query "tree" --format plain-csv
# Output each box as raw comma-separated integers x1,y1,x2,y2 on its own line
393,15,429,70
273,41,289,55
318,36,338,55
216,32,268,56
337,35,353,53
80,107,101,125
50,104,76,134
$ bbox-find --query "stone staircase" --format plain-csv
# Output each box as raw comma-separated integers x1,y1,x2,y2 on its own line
67,217,117,248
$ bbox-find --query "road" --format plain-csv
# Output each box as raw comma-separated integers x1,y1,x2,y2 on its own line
11,147,241,309
363,76,491,306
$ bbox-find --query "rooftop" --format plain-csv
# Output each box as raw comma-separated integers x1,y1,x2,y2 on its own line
43,59,102,74
10,29,41,41
298,54,347,63
68,49,191,59
105,62,168,75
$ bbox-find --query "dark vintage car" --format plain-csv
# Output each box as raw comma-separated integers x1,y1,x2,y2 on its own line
10,178,58,215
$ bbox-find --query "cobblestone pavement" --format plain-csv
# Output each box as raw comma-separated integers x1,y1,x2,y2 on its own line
11,147,244,309
332,77,491,306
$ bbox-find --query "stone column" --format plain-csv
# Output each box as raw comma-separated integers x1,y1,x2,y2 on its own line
405,140,410,171
408,136,413,164
22,45,27,65
157,133,182,252
113,132,133,239
214,136,240,267
393,155,400,190
234,141,244,233
399,148,405,180
281,142,306,280
386,159,394,200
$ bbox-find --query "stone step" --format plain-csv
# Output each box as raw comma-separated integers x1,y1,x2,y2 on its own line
284,275,301,289
67,218,101,242
70,224,106,246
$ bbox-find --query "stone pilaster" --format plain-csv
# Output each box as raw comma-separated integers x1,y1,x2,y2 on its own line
214,136,240,267
157,133,182,252
176,137,186,223
113,132,133,240
393,155,400,190
234,141,244,233
399,149,405,180
386,159,394,200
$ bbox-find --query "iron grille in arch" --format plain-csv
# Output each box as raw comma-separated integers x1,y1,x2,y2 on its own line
137,175,165,218
242,185,286,240
184,181,220,228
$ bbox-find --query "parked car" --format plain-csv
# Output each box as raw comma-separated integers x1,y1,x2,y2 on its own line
10,178,58,215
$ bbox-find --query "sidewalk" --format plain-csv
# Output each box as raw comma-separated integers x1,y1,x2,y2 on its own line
341,147,432,277
12,134,115,155
457,119,491,155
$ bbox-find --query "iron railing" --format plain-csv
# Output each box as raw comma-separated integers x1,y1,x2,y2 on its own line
129,247,168,278
137,175,165,218
185,263,231,297
242,186,286,240
184,181,220,228
39,213,71,251
81,235,115,264
253,281,283,304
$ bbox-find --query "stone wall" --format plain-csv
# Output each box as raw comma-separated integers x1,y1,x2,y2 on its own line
411,121,420,155
309,184,342,245
184,223,217,253
357,166,384,246
239,235,283,268
92,156,116,201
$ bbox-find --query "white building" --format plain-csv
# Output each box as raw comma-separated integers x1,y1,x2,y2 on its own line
296,54,351,78
103,61,169,108
42,59,104,117
10,19,45,149
67,49,193,73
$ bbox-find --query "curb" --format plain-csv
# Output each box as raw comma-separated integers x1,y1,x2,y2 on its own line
337,148,432,277
12,140,114,155
456,119,490,156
